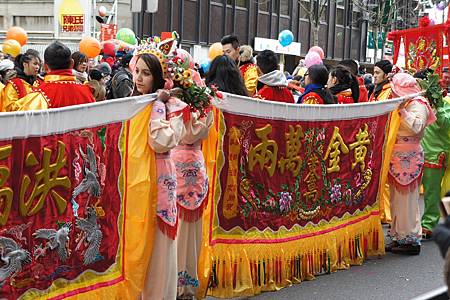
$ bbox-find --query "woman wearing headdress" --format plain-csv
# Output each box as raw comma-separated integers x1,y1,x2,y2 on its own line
133,37,189,299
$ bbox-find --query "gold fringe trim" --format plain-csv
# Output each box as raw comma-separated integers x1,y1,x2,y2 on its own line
200,214,384,298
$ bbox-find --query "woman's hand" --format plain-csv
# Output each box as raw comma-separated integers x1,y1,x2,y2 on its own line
156,89,171,103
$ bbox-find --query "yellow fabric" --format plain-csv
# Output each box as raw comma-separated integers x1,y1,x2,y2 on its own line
197,109,385,298
243,65,258,96
1,79,34,112
16,92,49,111
0,82,4,111
21,105,158,299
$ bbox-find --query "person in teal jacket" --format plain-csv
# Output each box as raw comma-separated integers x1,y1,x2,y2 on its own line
421,96,450,238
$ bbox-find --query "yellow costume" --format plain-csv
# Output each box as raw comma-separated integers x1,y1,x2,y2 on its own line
1,78,35,112
239,63,258,96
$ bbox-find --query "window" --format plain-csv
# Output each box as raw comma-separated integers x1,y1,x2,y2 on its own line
227,0,247,7
259,0,270,12
352,11,362,27
336,8,344,26
280,0,289,15
13,16,54,31
320,5,328,22
299,0,310,19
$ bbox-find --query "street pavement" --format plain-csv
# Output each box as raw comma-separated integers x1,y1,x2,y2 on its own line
207,198,447,300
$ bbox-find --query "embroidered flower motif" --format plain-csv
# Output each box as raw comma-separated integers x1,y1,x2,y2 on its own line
279,192,292,213
265,196,276,208
317,131,326,141
330,183,342,203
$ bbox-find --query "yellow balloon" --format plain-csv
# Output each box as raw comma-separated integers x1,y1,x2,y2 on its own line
208,42,223,61
2,39,21,57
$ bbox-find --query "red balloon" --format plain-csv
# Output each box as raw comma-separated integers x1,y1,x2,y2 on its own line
308,46,325,60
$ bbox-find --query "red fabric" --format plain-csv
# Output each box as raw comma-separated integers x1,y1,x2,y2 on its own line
255,86,295,103
39,70,95,108
336,91,354,104
0,123,123,297
302,91,324,104
357,77,368,103
8,78,28,99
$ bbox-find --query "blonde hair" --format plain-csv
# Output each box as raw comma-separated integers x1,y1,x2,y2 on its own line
88,80,106,101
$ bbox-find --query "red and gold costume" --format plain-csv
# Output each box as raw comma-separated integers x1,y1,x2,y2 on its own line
1,77,37,112
302,91,324,104
336,90,354,104
255,86,295,103
357,76,369,102
239,62,258,96
16,70,95,110
370,82,393,102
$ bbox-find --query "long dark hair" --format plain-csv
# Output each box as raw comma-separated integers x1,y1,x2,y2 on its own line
71,51,88,71
14,49,40,83
307,64,335,104
205,55,248,96
329,66,360,103
133,53,165,95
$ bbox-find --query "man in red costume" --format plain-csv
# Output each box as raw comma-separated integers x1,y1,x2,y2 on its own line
254,50,294,103
17,41,95,110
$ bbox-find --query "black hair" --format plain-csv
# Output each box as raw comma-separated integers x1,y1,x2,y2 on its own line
134,53,165,95
307,64,336,104
14,49,40,72
71,51,88,70
256,50,278,74
44,41,72,70
205,55,248,96
339,59,359,76
220,35,240,49
414,68,434,80
329,66,360,103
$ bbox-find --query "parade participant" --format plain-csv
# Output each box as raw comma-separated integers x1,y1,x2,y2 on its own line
363,73,375,99
16,41,95,110
133,43,188,299
370,59,393,101
238,45,258,96
327,66,360,104
298,64,335,104
221,34,240,64
172,71,213,299
205,55,248,96
71,51,89,83
0,59,15,84
421,84,450,239
387,73,436,255
340,59,368,102
255,49,294,103
1,49,41,111
108,53,133,99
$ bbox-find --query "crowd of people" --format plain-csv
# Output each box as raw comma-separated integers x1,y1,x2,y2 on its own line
0,33,450,299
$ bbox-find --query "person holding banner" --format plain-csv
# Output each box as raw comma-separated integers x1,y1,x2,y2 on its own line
297,64,335,104
1,49,41,111
132,46,187,298
15,42,95,110
387,73,436,255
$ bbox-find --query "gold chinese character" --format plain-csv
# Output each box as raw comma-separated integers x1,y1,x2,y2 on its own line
304,190,318,203
349,124,370,172
19,141,71,217
249,124,278,177
278,125,303,177
0,145,12,226
324,127,349,173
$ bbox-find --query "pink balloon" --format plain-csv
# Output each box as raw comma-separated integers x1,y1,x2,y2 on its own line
308,46,325,60
304,51,323,68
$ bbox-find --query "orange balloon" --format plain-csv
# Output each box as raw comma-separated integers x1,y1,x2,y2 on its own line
6,26,28,46
79,36,101,58
208,42,223,60
2,39,21,57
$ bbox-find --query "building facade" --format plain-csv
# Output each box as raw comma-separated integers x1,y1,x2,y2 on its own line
133,0,369,70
